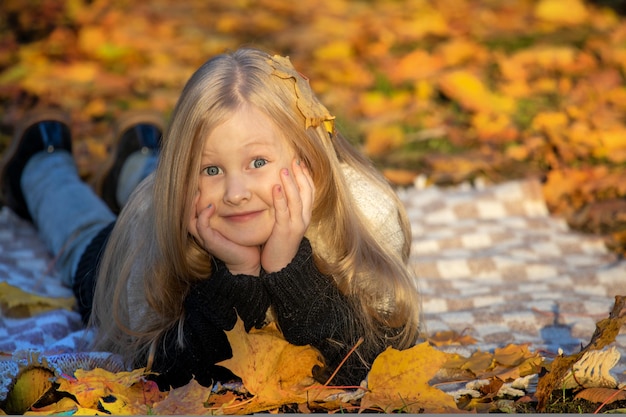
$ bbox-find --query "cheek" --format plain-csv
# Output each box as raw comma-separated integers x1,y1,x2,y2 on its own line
196,179,218,207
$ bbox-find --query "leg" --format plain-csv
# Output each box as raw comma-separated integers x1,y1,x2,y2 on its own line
22,150,115,286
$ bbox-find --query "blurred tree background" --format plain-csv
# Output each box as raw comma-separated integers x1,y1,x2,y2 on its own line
1,0,626,253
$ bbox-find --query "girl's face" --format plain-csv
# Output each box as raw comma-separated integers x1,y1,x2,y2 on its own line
195,106,297,247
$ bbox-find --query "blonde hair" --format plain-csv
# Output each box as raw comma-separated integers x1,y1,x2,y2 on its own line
90,48,420,370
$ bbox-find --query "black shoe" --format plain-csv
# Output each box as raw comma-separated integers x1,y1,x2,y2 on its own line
0,109,72,221
96,110,164,214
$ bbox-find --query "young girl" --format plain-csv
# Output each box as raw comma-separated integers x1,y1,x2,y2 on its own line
1,48,420,390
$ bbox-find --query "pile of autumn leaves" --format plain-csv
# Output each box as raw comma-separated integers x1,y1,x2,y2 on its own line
2,296,625,415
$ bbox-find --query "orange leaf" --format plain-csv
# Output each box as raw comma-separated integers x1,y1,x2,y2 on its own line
360,343,460,413
387,49,443,84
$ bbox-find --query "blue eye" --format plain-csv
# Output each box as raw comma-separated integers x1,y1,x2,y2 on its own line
205,166,221,176
252,158,267,168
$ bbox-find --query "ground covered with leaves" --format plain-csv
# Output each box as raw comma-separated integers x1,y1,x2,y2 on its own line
1,297,625,414
1,0,626,414
2,0,626,254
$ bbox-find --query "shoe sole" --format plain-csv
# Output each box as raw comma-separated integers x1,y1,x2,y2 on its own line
0,108,71,213
92,110,165,211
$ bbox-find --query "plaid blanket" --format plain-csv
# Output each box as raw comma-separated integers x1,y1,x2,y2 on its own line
1,178,624,400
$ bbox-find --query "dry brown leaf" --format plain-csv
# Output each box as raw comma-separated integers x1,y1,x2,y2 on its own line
462,351,495,376
360,342,460,413
574,387,626,405
428,330,477,347
493,344,538,367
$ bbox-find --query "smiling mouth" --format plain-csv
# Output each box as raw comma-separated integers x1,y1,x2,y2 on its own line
222,210,263,222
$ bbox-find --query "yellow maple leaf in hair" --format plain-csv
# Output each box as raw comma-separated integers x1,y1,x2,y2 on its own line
268,54,335,131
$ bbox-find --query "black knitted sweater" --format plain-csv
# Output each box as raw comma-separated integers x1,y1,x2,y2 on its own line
74,228,376,391
149,237,372,390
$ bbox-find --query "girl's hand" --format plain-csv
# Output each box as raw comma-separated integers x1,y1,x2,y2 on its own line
261,158,315,273
189,196,261,276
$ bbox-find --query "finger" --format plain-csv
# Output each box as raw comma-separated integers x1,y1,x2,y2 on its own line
279,167,303,219
272,183,289,225
193,203,216,242
293,159,315,215
188,193,201,240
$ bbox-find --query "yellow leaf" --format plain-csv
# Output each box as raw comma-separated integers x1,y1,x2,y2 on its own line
471,112,518,143
438,70,515,114
3,366,54,415
436,39,487,67
531,111,569,132
594,128,626,163
534,0,589,26
360,343,459,413
268,54,335,129
56,368,151,412
313,40,353,61
217,317,336,413
364,125,405,156
26,397,80,415
0,282,75,318
152,379,214,415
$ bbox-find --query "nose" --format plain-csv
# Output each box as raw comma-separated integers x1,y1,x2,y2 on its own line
223,174,252,206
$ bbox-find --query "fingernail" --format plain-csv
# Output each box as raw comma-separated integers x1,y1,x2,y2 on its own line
282,168,289,176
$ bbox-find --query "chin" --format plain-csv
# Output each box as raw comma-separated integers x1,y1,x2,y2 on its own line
226,233,269,247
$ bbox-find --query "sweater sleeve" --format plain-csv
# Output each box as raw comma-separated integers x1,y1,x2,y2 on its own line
150,263,271,390
262,238,371,386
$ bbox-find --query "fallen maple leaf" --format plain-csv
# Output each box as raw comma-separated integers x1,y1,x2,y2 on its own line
217,316,340,414
360,342,461,413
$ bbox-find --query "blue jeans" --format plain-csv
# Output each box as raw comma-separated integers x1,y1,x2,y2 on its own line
21,150,116,286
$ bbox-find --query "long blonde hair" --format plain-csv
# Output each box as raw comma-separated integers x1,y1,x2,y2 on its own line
90,48,420,368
